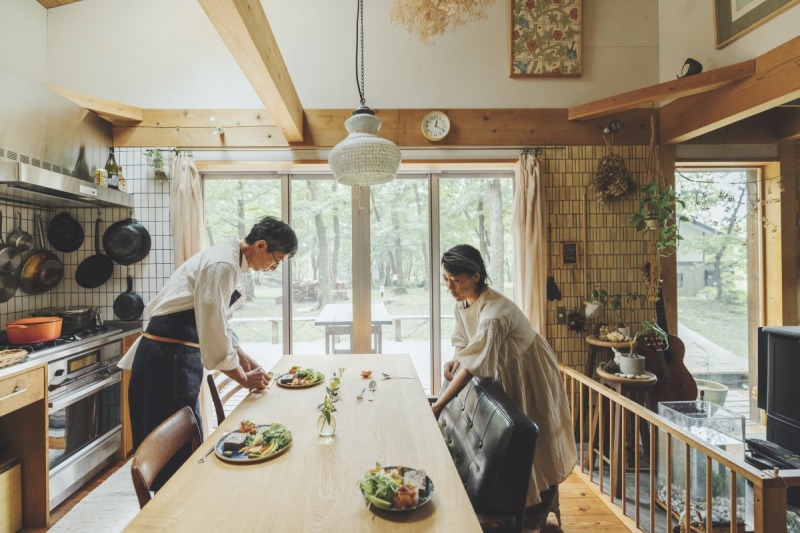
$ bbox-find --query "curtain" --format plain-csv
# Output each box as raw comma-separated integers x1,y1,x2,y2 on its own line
169,153,214,436
512,153,547,335
169,154,204,268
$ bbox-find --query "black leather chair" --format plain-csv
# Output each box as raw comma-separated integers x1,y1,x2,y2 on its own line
438,377,539,533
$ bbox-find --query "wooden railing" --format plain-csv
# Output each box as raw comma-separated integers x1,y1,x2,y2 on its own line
559,365,800,533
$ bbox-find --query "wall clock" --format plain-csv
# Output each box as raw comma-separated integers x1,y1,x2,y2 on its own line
421,111,450,142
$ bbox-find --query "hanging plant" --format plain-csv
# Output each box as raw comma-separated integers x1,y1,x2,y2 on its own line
567,309,587,333
592,151,637,203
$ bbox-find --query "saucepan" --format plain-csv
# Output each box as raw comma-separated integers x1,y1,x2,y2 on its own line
19,214,64,294
7,316,63,344
0,210,22,274
31,306,96,333
113,271,144,321
7,209,33,252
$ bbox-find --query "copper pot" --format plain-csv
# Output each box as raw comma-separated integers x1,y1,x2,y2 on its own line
7,316,63,344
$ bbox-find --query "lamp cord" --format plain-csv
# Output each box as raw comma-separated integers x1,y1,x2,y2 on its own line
355,0,365,106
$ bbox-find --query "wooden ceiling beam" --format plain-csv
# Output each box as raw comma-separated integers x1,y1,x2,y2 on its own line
112,108,655,148
660,36,800,144
198,0,303,142
568,60,754,121
44,84,143,123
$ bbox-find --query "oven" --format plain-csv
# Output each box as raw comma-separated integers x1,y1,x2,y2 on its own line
46,336,123,509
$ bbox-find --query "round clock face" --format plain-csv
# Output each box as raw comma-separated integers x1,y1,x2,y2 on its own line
421,111,450,142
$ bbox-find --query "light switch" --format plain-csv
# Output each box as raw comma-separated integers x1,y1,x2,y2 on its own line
556,307,567,325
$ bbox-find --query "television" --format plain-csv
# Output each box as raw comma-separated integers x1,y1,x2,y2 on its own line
758,326,800,454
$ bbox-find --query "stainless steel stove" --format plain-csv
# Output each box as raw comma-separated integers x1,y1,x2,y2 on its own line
1,324,130,509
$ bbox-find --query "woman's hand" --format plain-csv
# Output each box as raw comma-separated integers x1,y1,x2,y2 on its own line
443,359,460,381
243,368,269,390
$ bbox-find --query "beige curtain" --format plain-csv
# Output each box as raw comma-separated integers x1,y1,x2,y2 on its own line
169,154,214,436
512,153,547,335
169,154,204,268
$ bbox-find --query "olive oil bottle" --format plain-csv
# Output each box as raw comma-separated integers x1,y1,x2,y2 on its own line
105,148,119,190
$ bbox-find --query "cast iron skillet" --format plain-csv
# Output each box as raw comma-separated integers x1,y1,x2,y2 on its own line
114,271,144,320
48,212,84,253
75,217,114,289
103,218,151,265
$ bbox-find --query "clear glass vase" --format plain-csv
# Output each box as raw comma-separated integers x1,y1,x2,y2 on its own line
318,414,336,437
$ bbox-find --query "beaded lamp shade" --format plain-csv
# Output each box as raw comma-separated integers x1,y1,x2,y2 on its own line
329,106,401,186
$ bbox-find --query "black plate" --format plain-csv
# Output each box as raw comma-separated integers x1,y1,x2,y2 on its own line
359,466,434,512
214,424,292,463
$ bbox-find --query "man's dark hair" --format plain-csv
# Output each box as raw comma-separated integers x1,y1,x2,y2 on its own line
245,216,298,257
441,244,490,290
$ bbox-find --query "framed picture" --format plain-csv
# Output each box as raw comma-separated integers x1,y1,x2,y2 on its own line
510,0,582,78
714,0,800,49
562,242,578,266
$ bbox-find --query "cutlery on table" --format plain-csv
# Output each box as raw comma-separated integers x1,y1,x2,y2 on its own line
368,380,377,401
381,373,414,380
356,384,369,400
198,431,230,463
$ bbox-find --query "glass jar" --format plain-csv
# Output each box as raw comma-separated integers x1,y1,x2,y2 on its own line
93,169,107,187
317,414,336,437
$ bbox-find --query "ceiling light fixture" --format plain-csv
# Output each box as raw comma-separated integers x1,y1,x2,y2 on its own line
328,0,401,187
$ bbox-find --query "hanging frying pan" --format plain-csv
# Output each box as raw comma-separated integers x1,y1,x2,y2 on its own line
75,217,114,289
48,212,84,253
113,270,144,320
7,209,33,252
103,218,151,265
20,214,64,294
0,210,22,274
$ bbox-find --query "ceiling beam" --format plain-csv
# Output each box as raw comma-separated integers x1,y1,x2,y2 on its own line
660,36,800,144
36,0,81,8
568,60,755,121
44,84,143,123
198,0,303,142
112,108,655,148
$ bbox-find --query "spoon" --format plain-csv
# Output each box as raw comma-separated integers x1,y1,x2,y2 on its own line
368,380,377,401
381,373,414,380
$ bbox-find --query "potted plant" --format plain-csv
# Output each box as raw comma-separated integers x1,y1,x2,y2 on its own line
144,148,169,180
628,181,689,256
617,321,668,375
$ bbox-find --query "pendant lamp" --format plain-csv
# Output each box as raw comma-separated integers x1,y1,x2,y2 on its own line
329,0,401,186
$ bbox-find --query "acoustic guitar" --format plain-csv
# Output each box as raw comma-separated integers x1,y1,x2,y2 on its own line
638,265,697,402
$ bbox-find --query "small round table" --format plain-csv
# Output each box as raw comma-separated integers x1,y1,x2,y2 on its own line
584,335,631,378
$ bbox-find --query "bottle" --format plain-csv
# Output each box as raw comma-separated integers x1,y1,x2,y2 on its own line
118,166,127,192
105,148,119,190
93,168,107,187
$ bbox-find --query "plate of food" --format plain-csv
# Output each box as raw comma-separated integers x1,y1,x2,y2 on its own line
358,464,434,512
214,420,292,463
276,366,325,388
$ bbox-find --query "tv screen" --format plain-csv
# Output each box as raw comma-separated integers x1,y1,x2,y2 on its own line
762,326,800,426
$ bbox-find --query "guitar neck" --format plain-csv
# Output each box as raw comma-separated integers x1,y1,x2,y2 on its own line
656,288,669,336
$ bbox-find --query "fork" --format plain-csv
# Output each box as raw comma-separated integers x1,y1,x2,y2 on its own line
381,372,414,380
198,431,230,463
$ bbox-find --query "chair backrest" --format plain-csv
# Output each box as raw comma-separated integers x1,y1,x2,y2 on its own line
130,406,202,508
438,377,538,532
207,371,244,425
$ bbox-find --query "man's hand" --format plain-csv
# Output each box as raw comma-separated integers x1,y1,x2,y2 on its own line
443,359,460,381
243,368,269,390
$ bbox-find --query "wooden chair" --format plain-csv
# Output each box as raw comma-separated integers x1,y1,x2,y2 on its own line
436,377,539,533
207,371,244,425
130,406,202,508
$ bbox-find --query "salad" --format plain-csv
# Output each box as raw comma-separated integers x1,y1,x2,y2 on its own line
358,463,426,510
281,367,324,386
231,422,292,459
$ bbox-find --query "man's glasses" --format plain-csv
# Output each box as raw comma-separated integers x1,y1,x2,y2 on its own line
270,250,282,269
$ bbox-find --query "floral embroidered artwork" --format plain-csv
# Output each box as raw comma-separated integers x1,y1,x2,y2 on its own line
511,0,582,77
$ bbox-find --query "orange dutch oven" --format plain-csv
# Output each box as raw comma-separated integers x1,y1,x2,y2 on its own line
6,316,63,344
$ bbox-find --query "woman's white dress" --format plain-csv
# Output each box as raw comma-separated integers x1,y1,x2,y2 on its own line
453,287,577,506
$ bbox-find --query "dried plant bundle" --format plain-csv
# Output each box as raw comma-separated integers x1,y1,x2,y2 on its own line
391,0,495,44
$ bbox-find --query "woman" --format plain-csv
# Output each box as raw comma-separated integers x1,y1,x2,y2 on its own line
431,244,576,532
120,215,297,490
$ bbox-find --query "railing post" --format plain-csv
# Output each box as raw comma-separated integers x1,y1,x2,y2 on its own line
754,481,788,533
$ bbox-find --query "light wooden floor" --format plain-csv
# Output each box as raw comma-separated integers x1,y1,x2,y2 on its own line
47,463,629,532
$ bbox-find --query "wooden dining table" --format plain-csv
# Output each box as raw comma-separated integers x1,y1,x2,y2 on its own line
124,354,481,532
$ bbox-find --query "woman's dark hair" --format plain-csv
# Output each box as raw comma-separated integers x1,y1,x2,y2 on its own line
441,244,490,290
245,216,298,257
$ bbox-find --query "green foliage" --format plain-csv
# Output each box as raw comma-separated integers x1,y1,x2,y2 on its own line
631,320,668,353
629,181,689,256
144,148,164,169
587,284,641,325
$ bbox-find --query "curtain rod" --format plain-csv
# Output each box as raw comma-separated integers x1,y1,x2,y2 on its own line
520,146,567,156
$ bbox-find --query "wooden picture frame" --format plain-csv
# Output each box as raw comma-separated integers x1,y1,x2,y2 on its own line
714,0,800,49
562,242,578,266
510,0,582,78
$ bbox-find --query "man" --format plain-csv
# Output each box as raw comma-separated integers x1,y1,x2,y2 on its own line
120,215,297,489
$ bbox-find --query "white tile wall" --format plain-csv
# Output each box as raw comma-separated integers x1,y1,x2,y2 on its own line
0,147,175,330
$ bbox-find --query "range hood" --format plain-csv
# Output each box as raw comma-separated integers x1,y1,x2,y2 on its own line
0,159,133,209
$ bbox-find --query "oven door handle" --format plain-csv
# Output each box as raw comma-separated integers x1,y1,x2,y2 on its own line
49,372,121,411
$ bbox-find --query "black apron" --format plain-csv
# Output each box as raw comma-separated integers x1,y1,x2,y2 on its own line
128,290,241,490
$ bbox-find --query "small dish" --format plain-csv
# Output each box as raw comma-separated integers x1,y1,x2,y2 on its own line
361,370,373,379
